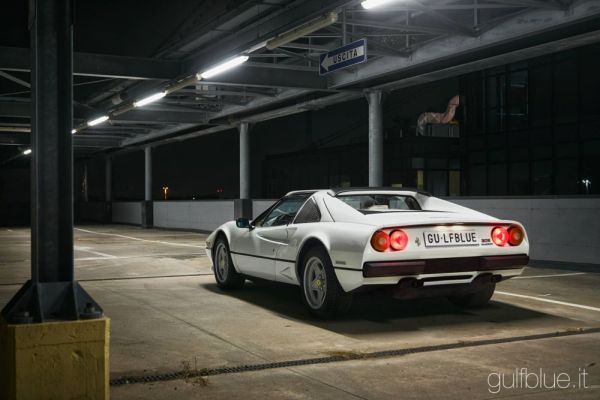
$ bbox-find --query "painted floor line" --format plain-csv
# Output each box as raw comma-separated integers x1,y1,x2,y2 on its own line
74,246,116,259
75,252,206,261
0,273,214,286
496,291,600,312
75,228,205,248
514,272,587,280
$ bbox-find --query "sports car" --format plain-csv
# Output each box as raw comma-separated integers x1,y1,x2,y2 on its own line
205,188,529,318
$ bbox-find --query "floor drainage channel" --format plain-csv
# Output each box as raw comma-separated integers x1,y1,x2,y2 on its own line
0,273,214,286
110,326,600,386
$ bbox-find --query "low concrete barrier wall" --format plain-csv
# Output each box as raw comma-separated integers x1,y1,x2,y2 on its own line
112,202,142,225
153,200,235,232
449,197,600,265
94,196,599,265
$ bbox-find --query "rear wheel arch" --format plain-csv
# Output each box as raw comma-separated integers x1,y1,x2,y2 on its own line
296,237,330,283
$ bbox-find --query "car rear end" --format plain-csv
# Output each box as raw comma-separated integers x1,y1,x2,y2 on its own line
357,220,529,299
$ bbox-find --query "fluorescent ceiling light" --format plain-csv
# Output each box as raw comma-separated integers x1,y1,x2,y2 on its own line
134,91,166,108
266,12,338,50
87,115,109,127
362,0,402,9
197,55,249,80
23,149,31,155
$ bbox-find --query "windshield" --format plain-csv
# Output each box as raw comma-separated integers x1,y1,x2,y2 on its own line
338,194,421,213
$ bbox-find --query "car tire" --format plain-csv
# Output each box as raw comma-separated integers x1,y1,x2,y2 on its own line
300,246,352,318
212,236,244,290
448,283,495,308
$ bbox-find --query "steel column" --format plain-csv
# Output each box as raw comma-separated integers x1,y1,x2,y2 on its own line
2,0,102,323
239,122,250,199
367,90,383,187
342,8,348,45
142,147,153,228
82,162,89,202
144,147,152,201
105,157,112,222
105,157,112,202
236,122,252,219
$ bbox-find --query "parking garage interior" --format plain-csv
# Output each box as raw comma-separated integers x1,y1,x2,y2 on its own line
1,0,600,399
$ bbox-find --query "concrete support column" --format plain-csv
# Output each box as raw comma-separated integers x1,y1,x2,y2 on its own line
342,8,348,45
142,147,153,228
82,162,88,202
236,122,252,219
239,122,250,199
105,157,112,202
366,90,383,187
144,147,152,201
105,157,112,222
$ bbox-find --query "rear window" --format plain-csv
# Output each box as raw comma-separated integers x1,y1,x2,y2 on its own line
338,194,421,214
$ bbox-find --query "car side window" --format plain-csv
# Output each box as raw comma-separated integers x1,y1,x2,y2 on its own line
293,199,321,224
256,195,308,227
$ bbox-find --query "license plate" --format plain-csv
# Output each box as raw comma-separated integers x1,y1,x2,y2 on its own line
423,231,479,247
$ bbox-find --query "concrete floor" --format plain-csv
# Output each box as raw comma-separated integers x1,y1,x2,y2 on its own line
0,225,599,399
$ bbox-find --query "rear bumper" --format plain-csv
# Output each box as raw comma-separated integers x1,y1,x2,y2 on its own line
363,254,529,278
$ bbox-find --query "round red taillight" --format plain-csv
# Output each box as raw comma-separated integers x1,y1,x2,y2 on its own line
389,230,408,251
491,227,509,246
508,226,524,246
371,230,389,252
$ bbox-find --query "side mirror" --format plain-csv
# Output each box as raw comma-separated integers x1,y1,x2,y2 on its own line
236,218,251,229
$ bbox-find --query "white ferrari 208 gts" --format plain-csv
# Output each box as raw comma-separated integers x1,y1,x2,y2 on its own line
205,188,529,318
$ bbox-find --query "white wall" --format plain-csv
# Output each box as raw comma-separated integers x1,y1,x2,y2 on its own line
153,201,235,232
112,202,142,225
449,197,600,265
105,197,599,265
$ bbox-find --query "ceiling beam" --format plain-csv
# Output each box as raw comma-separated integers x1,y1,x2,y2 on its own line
329,1,600,89
0,133,29,145
0,71,30,88
182,0,358,75
200,64,329,90
344,18,454,35
111,110,210,124
402,0,478,37
244,61,318,72
0,101,211,124
486,0,565,10
0,102,29,118
178,88,276,98
0,132,121,147
0,46,328,90
0,46,181,80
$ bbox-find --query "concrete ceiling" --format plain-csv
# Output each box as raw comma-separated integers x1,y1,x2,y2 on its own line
1,0,599,157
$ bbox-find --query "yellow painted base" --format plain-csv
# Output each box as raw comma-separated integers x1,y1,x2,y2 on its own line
0,317,110,400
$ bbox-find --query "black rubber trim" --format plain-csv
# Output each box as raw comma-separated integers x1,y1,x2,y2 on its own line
230,250,295,264
109,327,600,386
363,254,529,278
333,266,361,272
